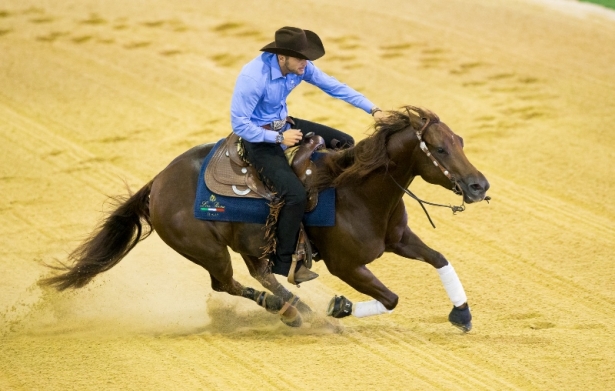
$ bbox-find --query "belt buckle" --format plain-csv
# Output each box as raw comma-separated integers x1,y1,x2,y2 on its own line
271,119,286,132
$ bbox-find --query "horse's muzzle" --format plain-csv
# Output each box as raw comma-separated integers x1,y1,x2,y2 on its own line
459,175,490,204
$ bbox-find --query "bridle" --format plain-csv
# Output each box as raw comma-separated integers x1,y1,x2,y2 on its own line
389,114,470,228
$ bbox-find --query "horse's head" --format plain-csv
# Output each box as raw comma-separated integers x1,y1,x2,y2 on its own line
406,106,490,204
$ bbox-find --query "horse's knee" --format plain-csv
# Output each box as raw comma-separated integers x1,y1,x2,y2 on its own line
426,251,448,269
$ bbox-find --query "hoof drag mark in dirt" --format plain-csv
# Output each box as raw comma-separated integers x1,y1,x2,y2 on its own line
141,19,189,32
324,35,363,69
21,10,191,58
160,49,182,56
379,42,414,59
211,21,244,32
29,16,54,24
71,35,93,44
124,41,151,49
450,61,487,75
210,53,244,68
211,21,265,41
461,69,552,129
80,14,107,25
36,31,68,42
142,20,165,28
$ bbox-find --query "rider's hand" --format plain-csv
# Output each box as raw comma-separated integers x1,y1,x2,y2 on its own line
372,110,385,121
282,129,303,146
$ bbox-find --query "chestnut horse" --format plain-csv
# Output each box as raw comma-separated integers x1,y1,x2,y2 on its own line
43,106,489,331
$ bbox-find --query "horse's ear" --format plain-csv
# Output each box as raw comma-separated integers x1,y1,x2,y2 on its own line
405,106,428,130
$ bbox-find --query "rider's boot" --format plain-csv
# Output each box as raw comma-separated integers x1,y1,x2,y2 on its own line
270,254,318,284
292,263,319,284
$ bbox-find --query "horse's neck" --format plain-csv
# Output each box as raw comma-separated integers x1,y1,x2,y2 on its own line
386,130,420,188
355,131,419,213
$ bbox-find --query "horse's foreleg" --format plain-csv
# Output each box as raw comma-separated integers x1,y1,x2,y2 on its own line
387,226,472,331
327,262,398,318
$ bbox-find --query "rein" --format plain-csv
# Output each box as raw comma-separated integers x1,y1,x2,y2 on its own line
391,112,466,228
389,176,465,229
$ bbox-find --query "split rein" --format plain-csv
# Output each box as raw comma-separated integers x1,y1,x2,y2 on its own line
389,114,483,229
390,177,464,229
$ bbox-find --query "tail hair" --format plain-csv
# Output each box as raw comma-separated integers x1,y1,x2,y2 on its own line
41,180,154,290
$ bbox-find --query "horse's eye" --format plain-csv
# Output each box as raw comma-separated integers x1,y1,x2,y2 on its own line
437,147,447,155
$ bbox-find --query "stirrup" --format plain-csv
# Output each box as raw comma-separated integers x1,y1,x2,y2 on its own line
287,254,301,286
296,224,313,269
287,258,318,286
287,225,313,286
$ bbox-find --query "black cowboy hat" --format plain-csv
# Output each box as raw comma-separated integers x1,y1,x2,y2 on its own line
260,26,325,61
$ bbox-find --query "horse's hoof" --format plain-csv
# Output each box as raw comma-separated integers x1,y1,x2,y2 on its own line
295,300,313,321
285,294,313,321
327,295,353,319
279,304,303,327
448,305,472,333
451,321,472,333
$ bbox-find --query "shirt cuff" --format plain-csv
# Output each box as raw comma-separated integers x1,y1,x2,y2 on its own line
263,130,279,143
361,99,377,114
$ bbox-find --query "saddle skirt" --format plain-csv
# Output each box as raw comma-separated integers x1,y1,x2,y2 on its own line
204,133,325,211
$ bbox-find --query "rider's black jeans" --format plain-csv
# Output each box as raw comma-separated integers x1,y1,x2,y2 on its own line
289,117,355,150
241,118,354,276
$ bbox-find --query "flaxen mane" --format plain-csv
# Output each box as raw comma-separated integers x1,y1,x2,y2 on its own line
311,108,413,191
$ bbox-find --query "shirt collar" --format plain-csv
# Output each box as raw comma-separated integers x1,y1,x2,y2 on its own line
266,52,284,80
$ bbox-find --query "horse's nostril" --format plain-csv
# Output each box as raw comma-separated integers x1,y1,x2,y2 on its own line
470,183,483,193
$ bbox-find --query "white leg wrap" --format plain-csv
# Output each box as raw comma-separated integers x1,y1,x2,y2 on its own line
353,300,393,318
437,264,467,307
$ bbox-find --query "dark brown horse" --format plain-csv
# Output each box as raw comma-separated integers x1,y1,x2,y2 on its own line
43,106,489,331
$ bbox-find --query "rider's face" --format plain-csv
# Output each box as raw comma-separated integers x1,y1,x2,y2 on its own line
279,55,307,76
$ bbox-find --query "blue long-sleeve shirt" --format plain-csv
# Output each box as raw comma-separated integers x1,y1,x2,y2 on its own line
230,52,376,143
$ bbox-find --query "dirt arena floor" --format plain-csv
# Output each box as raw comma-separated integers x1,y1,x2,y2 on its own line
1,0,614,389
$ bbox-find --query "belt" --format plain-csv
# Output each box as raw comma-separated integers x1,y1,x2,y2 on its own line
262,116,294,131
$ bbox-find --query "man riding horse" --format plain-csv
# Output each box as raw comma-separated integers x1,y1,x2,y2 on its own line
230,26,385,283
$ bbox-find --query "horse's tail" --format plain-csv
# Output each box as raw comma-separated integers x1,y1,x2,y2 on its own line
42,180,154,291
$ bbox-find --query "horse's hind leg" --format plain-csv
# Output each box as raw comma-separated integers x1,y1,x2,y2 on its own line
183,251,303,327
240,254,313,321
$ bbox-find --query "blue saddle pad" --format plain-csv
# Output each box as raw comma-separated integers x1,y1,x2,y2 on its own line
193,139,335,226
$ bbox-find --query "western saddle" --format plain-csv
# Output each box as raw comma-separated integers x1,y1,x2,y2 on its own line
204,132,326,285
